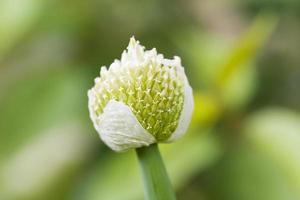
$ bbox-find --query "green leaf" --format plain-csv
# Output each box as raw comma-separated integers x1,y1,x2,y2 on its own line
215,13,278,88
0,124,95,200
0,0,44,61
0,67,97,200
0,68,89,160
244,108,300,197
202,144,298,200
216,14,278,109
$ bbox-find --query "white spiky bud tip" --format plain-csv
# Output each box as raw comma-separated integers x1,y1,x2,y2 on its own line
88,37,194,152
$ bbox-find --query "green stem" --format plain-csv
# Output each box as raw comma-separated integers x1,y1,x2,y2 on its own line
136,144,176,200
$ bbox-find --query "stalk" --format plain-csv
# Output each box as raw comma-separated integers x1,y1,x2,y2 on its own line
136,144,176,200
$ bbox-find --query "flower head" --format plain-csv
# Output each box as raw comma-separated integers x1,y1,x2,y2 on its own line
88,37,194,152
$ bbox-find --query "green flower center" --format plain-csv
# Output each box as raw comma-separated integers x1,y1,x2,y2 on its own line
92,63,184,141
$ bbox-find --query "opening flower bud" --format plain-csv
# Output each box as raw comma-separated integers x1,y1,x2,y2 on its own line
88,37,194,152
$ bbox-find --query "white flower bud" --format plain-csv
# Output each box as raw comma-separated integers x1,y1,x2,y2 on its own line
88,37,194,152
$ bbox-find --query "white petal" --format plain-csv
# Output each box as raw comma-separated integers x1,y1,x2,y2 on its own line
90,99,156,152
167,75,194,142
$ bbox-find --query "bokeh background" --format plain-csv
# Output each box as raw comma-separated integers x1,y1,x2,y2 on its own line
1,0,300,199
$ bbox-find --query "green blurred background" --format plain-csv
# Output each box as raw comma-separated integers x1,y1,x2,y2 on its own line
0,0,300,199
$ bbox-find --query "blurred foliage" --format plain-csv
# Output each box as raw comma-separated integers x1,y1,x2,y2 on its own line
79,131,221,200
0,0,300,200
244,108,300,196
0,0,44,61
